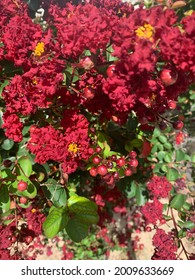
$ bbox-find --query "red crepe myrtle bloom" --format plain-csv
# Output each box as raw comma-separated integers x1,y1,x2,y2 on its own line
152,229,177,260
141,198,163,225
147,176,172,198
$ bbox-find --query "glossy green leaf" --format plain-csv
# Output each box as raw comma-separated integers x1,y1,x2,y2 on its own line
68,196,99,225
0,185,10,213
43,207,68,238
1,139,14,151
65,217,89,242
170,194,187,210
17,156,33,177
166,168,179,181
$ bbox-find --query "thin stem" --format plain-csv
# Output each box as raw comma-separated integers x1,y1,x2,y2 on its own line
170,208,189,260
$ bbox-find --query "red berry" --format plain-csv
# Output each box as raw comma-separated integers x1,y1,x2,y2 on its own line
160,68,178,86
159,120,168,130
106,161,113,169
19,196,28,204
173,120,184,130
160,218,166,225
139,244,144,250
124,168,132,176
106,64,116,77
168,100,177,110
110,155,117,161
3,160,12,167
97,165,108,176
116,157,125,167
25,236,33,244
29,125,37,134
129,159,138,168
146,226,152,232
17,181,28,192
83,87,94,99
95,147,102,153
129,151,137,159
89,167,97,177
92,156,101,165
113,172,119,180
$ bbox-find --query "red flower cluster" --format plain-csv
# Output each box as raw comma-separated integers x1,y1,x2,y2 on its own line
0,1,194,173
152,228,177,260
27,112,93,174
141,198,163,225
147,175,172,198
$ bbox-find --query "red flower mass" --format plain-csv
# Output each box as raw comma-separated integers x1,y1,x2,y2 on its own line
147,175,172,198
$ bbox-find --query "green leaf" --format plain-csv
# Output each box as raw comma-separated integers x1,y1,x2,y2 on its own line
0,80,9,95
0,185,10,213
170,194,187,210
68,196,99,225
178,220,195,230
164,153,173,163
103,143,111,158
158,135,167,144
164,143,172,150
153,128,161,138
166,168,179,181
157,151,165,161
106,45,118,62
17,156,33,177
127,181,136,198
135,185,147,206
42,178,67,208
161,164,168,172
130,139,143,148
176,150,186,162
1,139,14,151
65,217,89,243
43,207,68,238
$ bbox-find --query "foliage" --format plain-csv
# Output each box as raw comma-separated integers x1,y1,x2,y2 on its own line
0,0,194,260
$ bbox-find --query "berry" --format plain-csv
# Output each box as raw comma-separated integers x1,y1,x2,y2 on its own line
83,87,94,99
116,157,125,167
19,196,28,204
129,159,138,168
160,68,178,86
95,147,102,153
17,181,28,191
124,168,132,176
92,156,101,165
168,100,177,110
3,160,12,167
106,64,116,77
89,167,97,177
173,120,184,130
29,125,37,134
110,155,117,161
113,172,119,180
146,226,152,232
97,165,108,176
159,120,167,130
129,151,137,159
106,161,113,169
25,236,33,244
139,244,144,250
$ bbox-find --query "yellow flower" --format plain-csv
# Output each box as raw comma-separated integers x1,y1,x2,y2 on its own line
68,143,80,154
33,42,45,57
135,24,154,41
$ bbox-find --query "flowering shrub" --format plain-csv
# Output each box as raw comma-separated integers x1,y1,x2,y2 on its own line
0,0,195,260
